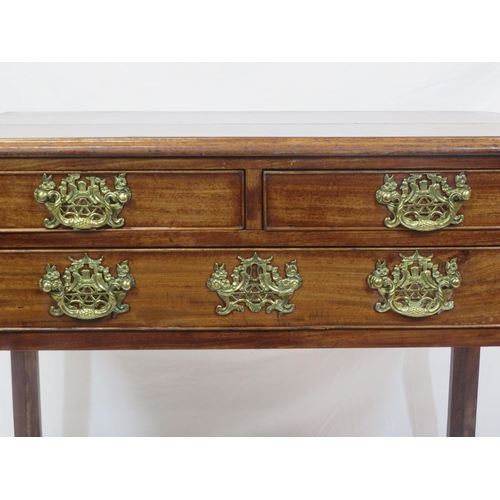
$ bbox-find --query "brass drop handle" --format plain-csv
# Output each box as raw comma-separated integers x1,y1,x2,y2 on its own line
40,254,135,320
376,172,471,231
207,252,302,316
34,173,131,230
367,251,461,317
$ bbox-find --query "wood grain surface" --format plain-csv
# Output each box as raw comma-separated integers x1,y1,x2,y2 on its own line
1,137,500,156
0,248,498,334
1,328,500,351
10,351,41,436
2,116,499,438
2,111,500,141
447,347,481,437
0,158,498,248
1,155,500,172
0,134,498,352
0,170,244,229
264,170,498,229
0,228,499,250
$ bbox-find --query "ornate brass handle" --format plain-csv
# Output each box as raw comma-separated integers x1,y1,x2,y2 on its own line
376,172,471,231
367,251,461,318
34,173,131,229
40,254,134,320
207,252,302,316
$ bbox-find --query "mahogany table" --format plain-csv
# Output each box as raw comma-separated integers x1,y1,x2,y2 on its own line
1,111,497,436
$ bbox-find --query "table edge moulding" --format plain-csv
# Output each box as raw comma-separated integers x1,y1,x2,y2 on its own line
2,111,498,437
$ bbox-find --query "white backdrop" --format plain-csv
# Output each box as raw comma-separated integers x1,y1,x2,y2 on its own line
1,62,500,436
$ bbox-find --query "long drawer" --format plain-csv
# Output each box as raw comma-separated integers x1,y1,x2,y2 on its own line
0,248,498,330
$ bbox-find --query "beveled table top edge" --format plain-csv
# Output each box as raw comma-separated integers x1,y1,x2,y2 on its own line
0,136,500,157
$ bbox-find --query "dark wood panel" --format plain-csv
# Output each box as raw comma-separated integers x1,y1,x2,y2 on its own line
10,351,42,436
245,169,263,230
1,228,500,249
1,156,500,172
0,171,244,229
0,248,499,331
447,347,480,437
1,137,500,156
265,170,499,229
1,328,500,351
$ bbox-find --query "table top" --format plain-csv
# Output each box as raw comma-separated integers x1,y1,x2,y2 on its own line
1,111,500,138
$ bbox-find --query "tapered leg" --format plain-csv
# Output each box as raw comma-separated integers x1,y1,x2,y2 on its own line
11,351,42,437
447,347,480,437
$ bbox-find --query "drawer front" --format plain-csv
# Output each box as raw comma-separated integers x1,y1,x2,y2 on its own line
0,171,244,230
1,248,499,330
264,170,496,230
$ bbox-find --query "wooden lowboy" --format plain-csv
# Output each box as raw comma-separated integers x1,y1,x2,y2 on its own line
2,111,500,436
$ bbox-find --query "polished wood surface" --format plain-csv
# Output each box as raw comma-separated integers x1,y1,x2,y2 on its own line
2,328,500,351
1,111,499,436
2,137,500,157
0,170,244,229
0,156,498,249
1,111,500,138
0,248,498,333
447,347,480,437
10,351,41,437
1,228,500,250
264,170,500,230
3,155,499,171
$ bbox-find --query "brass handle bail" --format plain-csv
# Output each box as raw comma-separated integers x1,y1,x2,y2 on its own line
40,254,135,320
368,251,461,317
34,173,131,230
207,252,302,316
376,172,471,231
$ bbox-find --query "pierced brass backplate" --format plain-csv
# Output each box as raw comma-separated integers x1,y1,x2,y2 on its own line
34,173,131,229
376,172,471,231
40,254,135,320
207,252,302,316
367,251,461,318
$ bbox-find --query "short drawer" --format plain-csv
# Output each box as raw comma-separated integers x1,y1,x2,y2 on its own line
264,170,497,230
0,248,499,330
0,170,244,230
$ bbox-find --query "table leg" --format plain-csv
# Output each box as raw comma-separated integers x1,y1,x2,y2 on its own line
11,351,42,437
447,347,480,437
